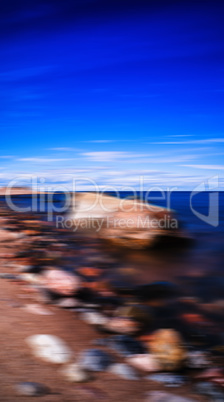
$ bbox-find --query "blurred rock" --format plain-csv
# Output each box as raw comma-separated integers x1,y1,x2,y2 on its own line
23,304,54,315
186,350,210,369
145,373,186,387
60,363,91,382
15,382,50,397
80,311,108,326
106,334,146,356
41,269,81,296
148,329,187,370
26,334,72,364
127,354,161,372
114,304,152,326
135,281,178,302
0,229,24,242
109,363,139,380
80,349,113,371
145,391,196,402
105,317,140,334
195,382,224,401
56,297,81,308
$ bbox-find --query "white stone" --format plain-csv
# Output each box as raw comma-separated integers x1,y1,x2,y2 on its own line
60,363,90,382
126,354,161,372
26,334,72,364
80,311,108,326
109,363,139,380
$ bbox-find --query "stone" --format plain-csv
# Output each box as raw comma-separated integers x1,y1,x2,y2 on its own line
186,350,210,369
60,363,91,382
80,349,113,371
106,335,146,356
195,367,224,380
135,281,178,302
23,304,53,315
42,269,81,296
77,267,102,277
105,317,140,335
145,373,186,387
56,298,81,308
114,304,152,325
15,382,50,397
80,311,108,326
109,363,139,380
0,273,20,280
145,391,196,402
21,273,42,284
127,354,161,372
195,382,224,401
26,334,72,364
148,329,186,370
0,229,24,242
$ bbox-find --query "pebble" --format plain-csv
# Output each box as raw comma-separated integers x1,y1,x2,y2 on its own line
145,391,196,402
23,304,53,315
80,349,113,371
135,281,178,302
127,354,161,372
106,335,146,356
105,317,140,334
60,363,91,382
56,298,81,308
145,373,186,387
148,329,186,370
80,311,108,326
42,269,81,296
21,273,42,284
109,363,139,380
186,350,210,369
26,334,72,364
15,382,50,397
0,273,20,279
195,382,224,401
114,304,152,325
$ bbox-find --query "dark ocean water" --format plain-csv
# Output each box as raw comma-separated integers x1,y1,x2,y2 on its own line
0,191,223,283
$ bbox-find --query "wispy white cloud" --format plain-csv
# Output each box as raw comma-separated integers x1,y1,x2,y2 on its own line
49,147,79,151
167,134,194,137
81,151,198,163
151,138,224,145
0,155,14,159
84,140,114,143
82,151,149,162
18,158,74,163
182,164,224,170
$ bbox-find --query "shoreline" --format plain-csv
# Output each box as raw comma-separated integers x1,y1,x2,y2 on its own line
0,206,222,401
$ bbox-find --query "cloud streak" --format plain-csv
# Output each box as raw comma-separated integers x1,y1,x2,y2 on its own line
151,138,224,145
182,164,224,170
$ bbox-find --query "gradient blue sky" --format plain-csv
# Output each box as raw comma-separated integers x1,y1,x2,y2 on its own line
0,0,224,190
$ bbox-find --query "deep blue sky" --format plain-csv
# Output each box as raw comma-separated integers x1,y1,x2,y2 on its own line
0,0,224,190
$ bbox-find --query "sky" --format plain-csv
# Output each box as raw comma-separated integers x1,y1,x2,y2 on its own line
0,0,224,191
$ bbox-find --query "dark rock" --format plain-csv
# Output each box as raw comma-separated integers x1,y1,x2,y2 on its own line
145,373,186,387
195,382,224,401
0,273,20,280
109,363,139,380
15,382,50,397
106,335,146,356
135,281,179,302
145,391,196,402
80,349,113,371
